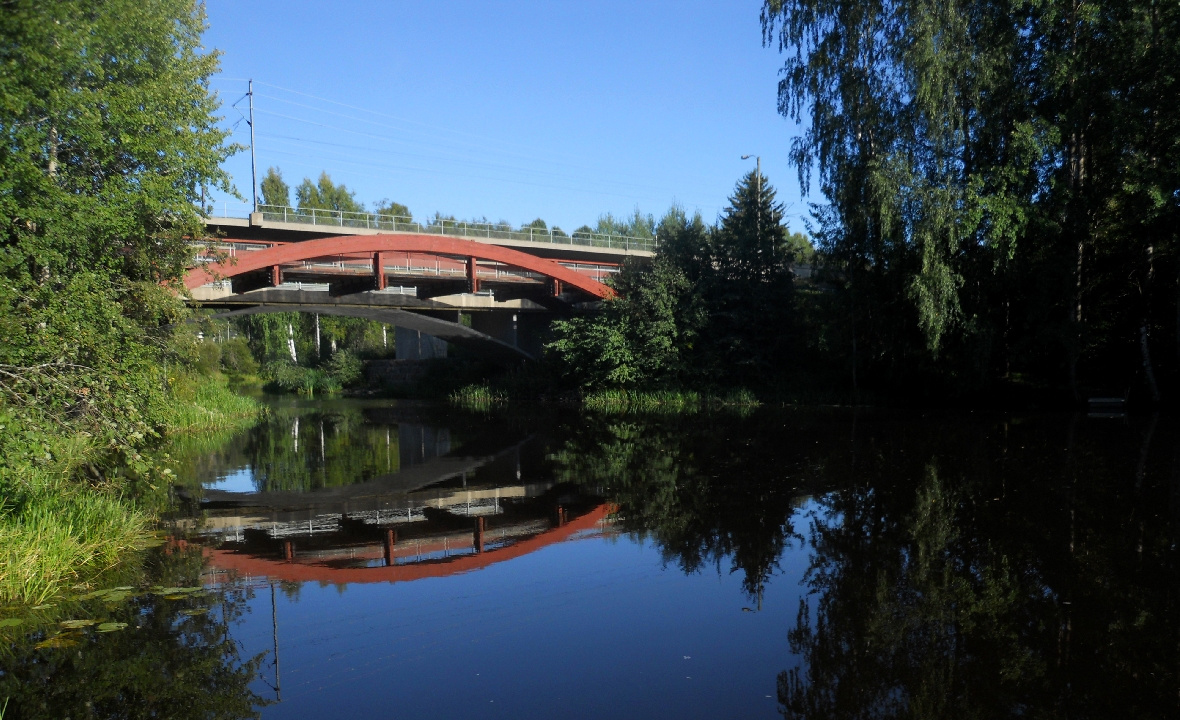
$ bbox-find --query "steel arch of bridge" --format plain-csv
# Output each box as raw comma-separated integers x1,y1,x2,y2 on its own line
183,233,615,299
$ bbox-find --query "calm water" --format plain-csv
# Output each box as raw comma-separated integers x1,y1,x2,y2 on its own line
2,399,1178,719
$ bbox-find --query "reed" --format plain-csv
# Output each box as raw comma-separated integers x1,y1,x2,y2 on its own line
448,384,508,411
581,388,762,415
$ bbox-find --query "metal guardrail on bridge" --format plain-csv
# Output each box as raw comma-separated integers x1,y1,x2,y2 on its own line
206,202,658,253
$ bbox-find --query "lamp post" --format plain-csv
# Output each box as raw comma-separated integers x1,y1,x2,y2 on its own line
741,154,761,240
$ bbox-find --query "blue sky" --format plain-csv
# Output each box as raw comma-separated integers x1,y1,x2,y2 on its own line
203,1,811,233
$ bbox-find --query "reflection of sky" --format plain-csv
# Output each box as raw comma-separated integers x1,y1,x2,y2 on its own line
225,507,815,719
205,468,257,494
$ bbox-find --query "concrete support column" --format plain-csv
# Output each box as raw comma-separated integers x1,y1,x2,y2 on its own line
373,252,386,290
469,311,518,348
270,265,282,287
516,313,552,360
395,327,448,360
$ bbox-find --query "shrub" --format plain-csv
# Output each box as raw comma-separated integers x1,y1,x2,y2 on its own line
220,337,258,376
323,349,364,387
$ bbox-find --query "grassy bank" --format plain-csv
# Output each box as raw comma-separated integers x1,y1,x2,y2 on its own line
0,372,258,605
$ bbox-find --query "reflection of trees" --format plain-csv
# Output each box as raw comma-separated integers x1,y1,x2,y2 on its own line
0,545,268,720
780,467,1031,719
247,406,395,492
548,415,811,599
778,416,1180,719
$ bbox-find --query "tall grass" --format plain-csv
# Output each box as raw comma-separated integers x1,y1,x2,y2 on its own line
448,384,508,411
581,388,762,415
0,372,258,605
155,372,259,432
0,434,147,605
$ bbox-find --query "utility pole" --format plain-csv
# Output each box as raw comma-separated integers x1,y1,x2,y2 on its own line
248,79,258,211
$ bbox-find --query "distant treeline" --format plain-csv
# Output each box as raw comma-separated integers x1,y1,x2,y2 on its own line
258,166,661,240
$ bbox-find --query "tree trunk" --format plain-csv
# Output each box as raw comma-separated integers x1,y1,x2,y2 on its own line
47,125,58,177
286,322,297,363
1141,325,1161,404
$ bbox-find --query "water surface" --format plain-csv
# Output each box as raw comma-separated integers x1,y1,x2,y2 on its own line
1,401,1176,719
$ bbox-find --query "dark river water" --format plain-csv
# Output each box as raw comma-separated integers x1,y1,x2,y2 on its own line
2,398,1178,719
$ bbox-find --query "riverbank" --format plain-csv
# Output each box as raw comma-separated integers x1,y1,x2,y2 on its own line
0,373,258,605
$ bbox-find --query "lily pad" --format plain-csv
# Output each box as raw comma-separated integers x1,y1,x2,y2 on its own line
154,586,203,595
0,618,24,629
96,622,128,633
60,619,99,629
35,635,79,650
180,608,208,617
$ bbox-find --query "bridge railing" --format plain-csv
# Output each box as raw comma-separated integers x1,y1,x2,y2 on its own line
207,202,657,252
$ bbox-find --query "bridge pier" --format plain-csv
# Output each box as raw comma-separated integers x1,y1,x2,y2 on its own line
469,312,517,349
395,327,447,360
473,517,485,554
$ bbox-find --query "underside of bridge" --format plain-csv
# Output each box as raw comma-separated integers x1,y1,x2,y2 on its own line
208,304,535,364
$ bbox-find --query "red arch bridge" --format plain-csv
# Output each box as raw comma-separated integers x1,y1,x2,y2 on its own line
185,214,654,362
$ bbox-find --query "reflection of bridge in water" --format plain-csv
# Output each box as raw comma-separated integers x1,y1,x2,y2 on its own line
187,404,613,586
203,503,614,586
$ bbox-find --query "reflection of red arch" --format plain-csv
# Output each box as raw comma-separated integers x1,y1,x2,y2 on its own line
185,234,614,299
206,504,613,585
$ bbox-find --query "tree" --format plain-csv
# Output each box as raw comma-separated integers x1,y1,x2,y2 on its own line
260,166,290,210
0,0,235,283
698,171,795,380
761,0,1180,401
295,172,364,214
0,0,236,440
548,258,700,388
373,198,411,220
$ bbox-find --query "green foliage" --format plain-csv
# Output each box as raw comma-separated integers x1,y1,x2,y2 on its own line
262,362,333,396
374,198,411,219
762,0,1180,399
548,254,702,389
0,545,269,719
260,166,290,209
0,0,235,283
322,349,364,387
218,337,258,376
295,171,364,213
0,0,248,604
449,384,508,412
547,177,795,390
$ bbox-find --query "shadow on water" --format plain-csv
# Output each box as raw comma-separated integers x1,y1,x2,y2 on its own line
2,402,1178,718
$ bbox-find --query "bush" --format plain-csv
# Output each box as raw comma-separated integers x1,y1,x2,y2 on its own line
194,341,220,375
262,362,340,396
220,337,258,376
323,349,364,387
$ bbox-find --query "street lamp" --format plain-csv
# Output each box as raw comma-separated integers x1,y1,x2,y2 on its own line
742,154,762,239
